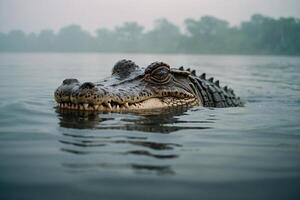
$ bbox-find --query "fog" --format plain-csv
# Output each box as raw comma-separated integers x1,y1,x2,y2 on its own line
1,0,300,55
1,0,300,33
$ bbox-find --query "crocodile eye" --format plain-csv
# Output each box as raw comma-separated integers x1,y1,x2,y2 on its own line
145,62,171,83
151,67,170,82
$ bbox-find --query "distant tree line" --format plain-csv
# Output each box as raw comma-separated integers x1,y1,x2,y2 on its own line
1,14,300,54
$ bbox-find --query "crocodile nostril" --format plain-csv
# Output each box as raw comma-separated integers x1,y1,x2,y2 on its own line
80,82,95,89
63,78,79,85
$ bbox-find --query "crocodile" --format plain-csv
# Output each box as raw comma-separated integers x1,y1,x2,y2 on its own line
54,59,243,112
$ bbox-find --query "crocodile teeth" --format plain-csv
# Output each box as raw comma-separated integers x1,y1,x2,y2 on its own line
94,105,99,110
131,103,136,108
105,102,112,110
83,103,89,110
116,105,119,110
79,104,84,110
124,102,129,108
98,105,104,111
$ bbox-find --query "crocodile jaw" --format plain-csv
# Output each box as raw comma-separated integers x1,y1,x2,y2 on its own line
56,97,198,112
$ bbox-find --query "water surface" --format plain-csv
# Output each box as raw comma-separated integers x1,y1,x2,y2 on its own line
0,53,300,200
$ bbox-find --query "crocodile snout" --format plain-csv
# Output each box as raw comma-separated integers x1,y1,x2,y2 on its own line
79,82,95,89
62,78,79,85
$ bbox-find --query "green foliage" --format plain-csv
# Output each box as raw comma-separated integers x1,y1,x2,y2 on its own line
142,19,183,53
0,15,300,54
184,16,230,53
114,22,144,52
56,25,95,51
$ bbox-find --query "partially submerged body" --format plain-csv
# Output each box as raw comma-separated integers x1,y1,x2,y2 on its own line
54,60,243,112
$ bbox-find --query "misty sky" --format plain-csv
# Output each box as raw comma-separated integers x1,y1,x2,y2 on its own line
0,0,300,33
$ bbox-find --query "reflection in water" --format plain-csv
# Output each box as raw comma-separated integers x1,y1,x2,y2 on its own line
56,107,213,133
56,108,214,175
61,163,175,175
59,134,181,150
1,54,300,199
126,150,178,159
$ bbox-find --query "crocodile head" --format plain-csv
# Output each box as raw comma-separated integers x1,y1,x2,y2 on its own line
55,59,243,112
54,60,199,112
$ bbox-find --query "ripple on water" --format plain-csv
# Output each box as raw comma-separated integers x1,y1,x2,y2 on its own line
1,54,300,199
53,106,218,176
0,99,57,136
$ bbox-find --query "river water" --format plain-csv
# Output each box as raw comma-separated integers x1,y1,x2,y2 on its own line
0,53,300,200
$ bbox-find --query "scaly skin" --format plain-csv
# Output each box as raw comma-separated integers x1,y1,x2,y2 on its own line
54,60,243,112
